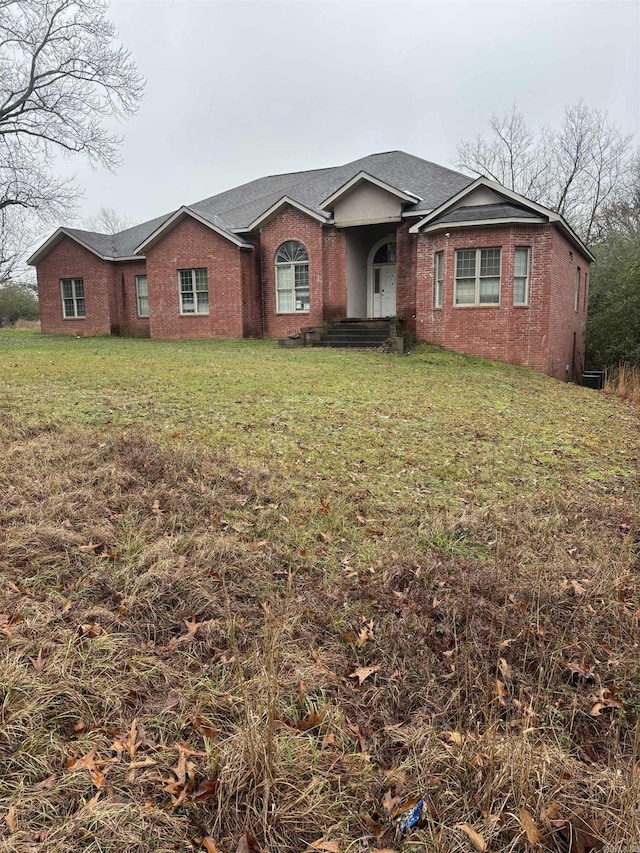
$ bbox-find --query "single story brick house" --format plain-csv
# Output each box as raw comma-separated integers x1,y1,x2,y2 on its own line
29,150,593,377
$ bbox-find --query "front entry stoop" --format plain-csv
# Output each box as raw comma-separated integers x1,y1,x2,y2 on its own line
279,318,405,352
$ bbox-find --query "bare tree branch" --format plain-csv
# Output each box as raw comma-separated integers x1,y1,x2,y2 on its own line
0,0,144,278
455,100,634,245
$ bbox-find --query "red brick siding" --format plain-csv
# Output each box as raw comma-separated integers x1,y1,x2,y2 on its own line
116,260,151,336
547,230,590,379
240,235,263,337
259,206,326,337
396,222,418,336
145,217,246,340
36,237,116,336
415,225,552,372
322,226,348,321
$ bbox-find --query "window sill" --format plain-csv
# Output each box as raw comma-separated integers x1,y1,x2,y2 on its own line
453,303,501,309
62,316,87,320
513,303,530,309
275,311,310,316
179,313,210,317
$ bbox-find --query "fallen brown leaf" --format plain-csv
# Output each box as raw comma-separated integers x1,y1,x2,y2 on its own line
348,665,379,686
495,678,508,705
519,808,544,843
193,715,218,739
202,839,220,853
191,779,219,802
4,805,16,834
79,623,104,638
456,823,487,852
498,657,512,680
305,841,340,853
30,647,46,674
356,618,374,647
66,747,114,788
590,687,624,716
235,831,263,853
382,788,400,817
78,542,103,554
167,615,210,651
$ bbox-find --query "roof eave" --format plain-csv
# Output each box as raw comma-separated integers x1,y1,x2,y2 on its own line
421,216,548,232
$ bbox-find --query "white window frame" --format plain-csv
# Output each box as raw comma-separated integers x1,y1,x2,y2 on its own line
178,268,209,315
135,274,149,318
434,251,444,308
60,277,86,319
513,247,530,306
575,266,581,312
275,241,310,314
454,248,501,306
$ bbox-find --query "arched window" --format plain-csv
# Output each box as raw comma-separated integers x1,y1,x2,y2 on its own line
373,241,396,264
275,240,309,313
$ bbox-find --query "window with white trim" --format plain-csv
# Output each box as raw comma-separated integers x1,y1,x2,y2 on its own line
60,278,86,318
275,241,309,313
434,251,444,308
513,247,530,305
454,248,501,305
135,275,149,317
575,267,581,312
179,268,209,315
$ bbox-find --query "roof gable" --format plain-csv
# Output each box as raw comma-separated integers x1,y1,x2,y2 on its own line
409,176,594,260
319,172,419,211
243,197,329,231
134,207,254,253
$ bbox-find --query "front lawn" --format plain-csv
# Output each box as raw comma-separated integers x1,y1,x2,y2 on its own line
1,331,638,852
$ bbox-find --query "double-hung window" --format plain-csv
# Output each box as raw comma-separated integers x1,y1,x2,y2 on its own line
434,251,444,308
513,247,530,305
275,241,309,313
135,275,149,317
60,278,86,318
454,248,501,305
179,268,209,315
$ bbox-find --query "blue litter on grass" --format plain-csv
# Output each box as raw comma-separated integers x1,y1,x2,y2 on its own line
396,799,424,834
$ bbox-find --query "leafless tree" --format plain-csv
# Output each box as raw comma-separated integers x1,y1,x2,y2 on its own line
0,0,144,275
0,208,38,283
83,206,132,234
456,101,634,245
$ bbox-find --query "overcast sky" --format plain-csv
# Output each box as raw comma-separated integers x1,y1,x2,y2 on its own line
59,0,640,230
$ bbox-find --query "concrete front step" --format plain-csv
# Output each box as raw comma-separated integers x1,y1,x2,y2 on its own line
315,318,393,349
314,340,389,348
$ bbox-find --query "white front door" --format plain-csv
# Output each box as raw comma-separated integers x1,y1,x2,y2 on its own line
372,264,396,317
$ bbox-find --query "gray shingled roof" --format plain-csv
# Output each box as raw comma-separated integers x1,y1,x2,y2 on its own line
41,151,474,260
429,202,544,226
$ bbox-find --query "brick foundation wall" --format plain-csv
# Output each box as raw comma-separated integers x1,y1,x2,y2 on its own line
145,217,247,340
259,206,327,338
415,225,553,373
547,230,590,379
36,237,116,336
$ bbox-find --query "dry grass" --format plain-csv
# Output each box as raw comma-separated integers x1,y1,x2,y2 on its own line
8,320,40,331
605,363,640,404
0,333,639,852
